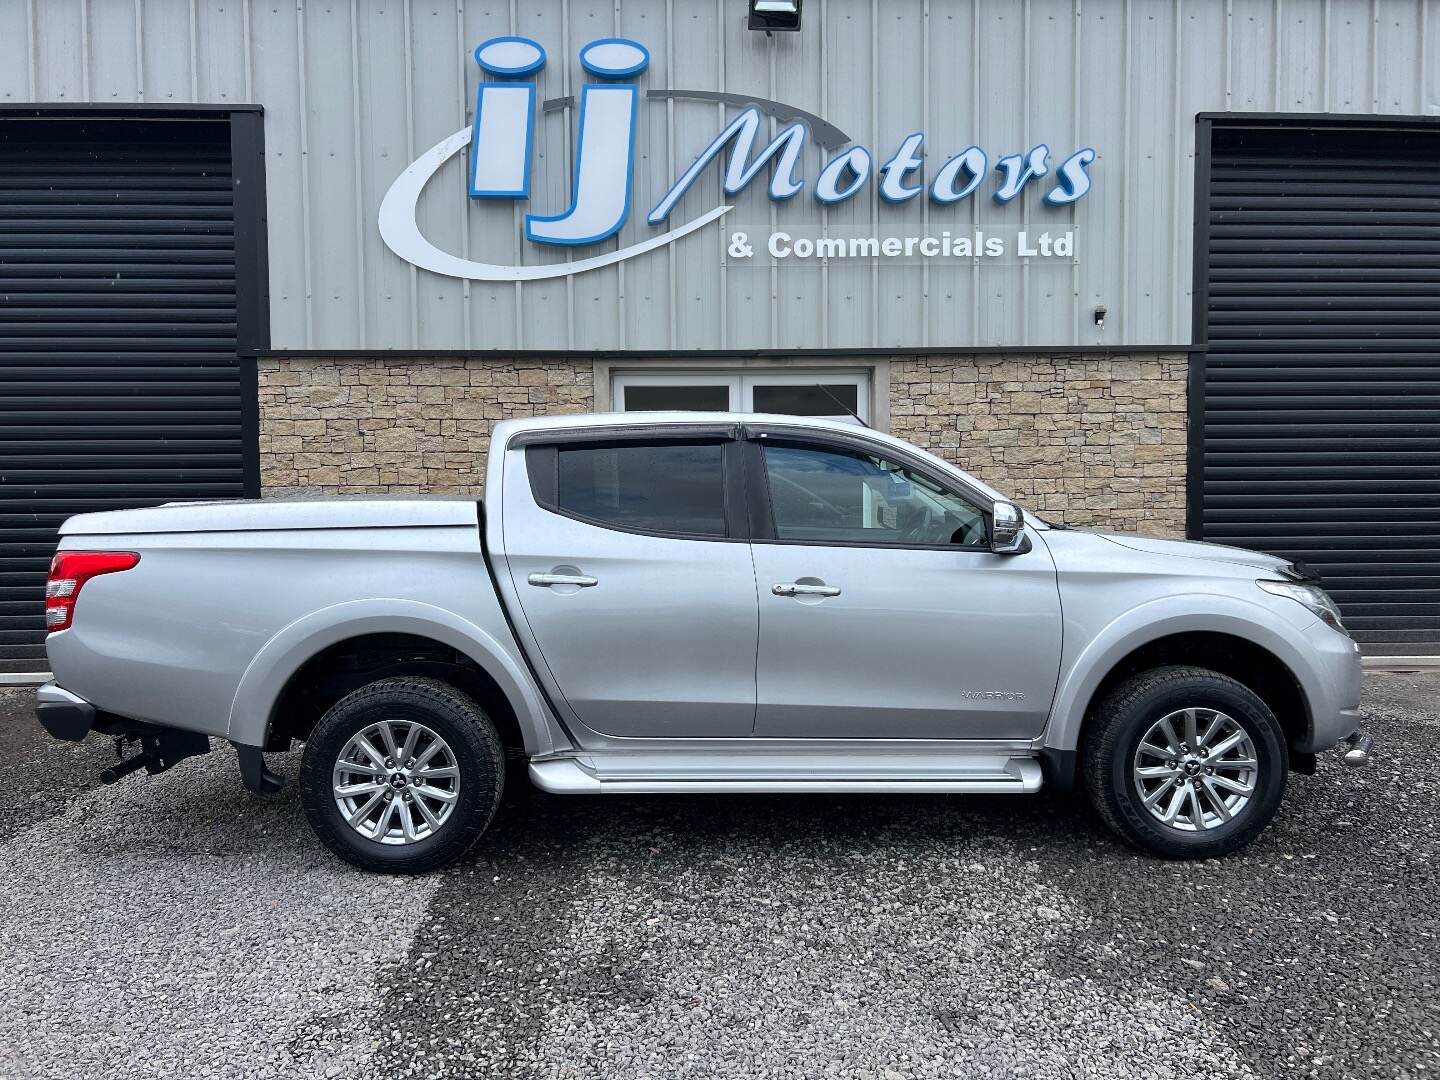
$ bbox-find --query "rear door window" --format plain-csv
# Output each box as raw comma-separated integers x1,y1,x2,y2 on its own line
549,441,729,537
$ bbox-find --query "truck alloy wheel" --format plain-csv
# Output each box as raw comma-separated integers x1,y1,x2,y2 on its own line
332,719,462,845
1131,707,1259,832
1082,665,1287,860
300,676,505,874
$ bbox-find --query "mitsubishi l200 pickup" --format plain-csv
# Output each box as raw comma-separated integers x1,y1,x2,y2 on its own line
35,413,1371,872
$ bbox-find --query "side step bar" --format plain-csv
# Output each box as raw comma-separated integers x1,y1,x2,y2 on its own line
530,750,1042,795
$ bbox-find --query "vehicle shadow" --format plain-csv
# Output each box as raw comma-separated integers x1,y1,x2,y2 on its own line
65,744,1338,868
476,781,1114,868
56,743,1117,864
59,737,1347,869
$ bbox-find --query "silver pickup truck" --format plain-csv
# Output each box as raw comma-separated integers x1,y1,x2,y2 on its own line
35,412,1370,872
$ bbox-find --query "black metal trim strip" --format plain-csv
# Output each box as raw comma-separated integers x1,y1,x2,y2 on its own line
1186,115,1213,541
739,437,770,542
721,439,750,541
251,344,1204,360
1196,111,1440,127
742,433,778,543
238,356,261,499
230,110,270,500
0,104,263,117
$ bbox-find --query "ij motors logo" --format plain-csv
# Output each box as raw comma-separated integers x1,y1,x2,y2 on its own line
379,35,1096,281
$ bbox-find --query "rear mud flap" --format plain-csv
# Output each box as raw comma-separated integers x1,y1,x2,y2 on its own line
235,745,285,795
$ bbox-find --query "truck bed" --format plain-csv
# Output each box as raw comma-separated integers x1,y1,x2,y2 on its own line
60,497,480,536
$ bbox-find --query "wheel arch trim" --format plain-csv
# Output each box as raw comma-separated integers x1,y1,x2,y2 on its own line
225,598,560,755
1041,596,1317,755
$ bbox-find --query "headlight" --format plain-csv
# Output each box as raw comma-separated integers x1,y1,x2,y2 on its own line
1257,579,1347,634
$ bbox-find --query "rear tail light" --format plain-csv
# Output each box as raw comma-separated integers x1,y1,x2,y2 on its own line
46,551,139,633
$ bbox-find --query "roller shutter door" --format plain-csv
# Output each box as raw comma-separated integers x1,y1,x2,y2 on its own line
1198,120,1440,654
0,116,254,673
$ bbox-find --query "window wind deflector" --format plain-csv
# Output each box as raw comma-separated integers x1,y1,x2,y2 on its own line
508,422,739,448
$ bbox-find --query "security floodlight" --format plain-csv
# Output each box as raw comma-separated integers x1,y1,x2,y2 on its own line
749,0,802,32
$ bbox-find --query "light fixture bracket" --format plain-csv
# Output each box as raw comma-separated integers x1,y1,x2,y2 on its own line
748,0,802,33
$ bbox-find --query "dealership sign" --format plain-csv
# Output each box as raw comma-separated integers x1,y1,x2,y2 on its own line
729,226,1076,265
378,36,1095,282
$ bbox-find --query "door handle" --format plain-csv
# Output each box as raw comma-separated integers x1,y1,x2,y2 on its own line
528,572,598,588
772,582,841,597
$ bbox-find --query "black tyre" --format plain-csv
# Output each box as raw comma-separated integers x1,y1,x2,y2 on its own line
1081,665,1287,859
300,676,504,874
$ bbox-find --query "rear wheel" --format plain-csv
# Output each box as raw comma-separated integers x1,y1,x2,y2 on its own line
300,676,504,873
1081,665,1287,859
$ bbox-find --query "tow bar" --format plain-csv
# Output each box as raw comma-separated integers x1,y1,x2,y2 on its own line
100,728,211,785
99,733,284,796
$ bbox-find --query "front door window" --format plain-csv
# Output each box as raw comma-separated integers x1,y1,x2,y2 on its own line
761,442,989,547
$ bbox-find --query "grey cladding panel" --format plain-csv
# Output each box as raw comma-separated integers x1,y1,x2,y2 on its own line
1,0,1437,350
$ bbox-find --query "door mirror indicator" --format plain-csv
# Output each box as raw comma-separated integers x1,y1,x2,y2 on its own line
989,501,1026,554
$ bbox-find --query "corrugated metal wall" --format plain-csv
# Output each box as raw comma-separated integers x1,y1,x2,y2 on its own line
0,115,248,672
1197,119,1440,652
1,0,1436,352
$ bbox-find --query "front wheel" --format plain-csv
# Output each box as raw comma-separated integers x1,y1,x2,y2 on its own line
300,676,505,873
1081,665,1287,859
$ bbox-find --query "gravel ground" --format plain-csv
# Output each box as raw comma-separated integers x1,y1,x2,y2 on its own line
0,689,113,844
0,673,1436,1079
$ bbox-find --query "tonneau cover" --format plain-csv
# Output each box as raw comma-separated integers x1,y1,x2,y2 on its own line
60,497,480,536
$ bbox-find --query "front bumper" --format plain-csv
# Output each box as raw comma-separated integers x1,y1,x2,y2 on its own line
35,682,97,742
1296,621,1365,753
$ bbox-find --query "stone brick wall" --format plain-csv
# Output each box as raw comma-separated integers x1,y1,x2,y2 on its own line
889,354,1188,537
257,356,592,495
258,353,1188,537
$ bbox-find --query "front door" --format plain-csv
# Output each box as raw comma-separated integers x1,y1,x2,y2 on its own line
746,432,1063,740
502,431,758,738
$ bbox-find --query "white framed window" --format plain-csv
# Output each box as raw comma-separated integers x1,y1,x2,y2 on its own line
611,370,871,425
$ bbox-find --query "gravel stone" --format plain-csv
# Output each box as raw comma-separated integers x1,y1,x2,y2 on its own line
0,737,438,1080
1,672,1436,1079
0,687,113,842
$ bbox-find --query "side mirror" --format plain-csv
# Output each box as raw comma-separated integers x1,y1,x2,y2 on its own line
989,501,1026,554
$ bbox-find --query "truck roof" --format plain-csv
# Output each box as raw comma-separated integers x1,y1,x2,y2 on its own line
495,410,870,435
491,412,1009,503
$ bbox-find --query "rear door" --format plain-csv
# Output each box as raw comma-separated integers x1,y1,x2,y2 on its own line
501,427,759,738
745,429,1063,740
